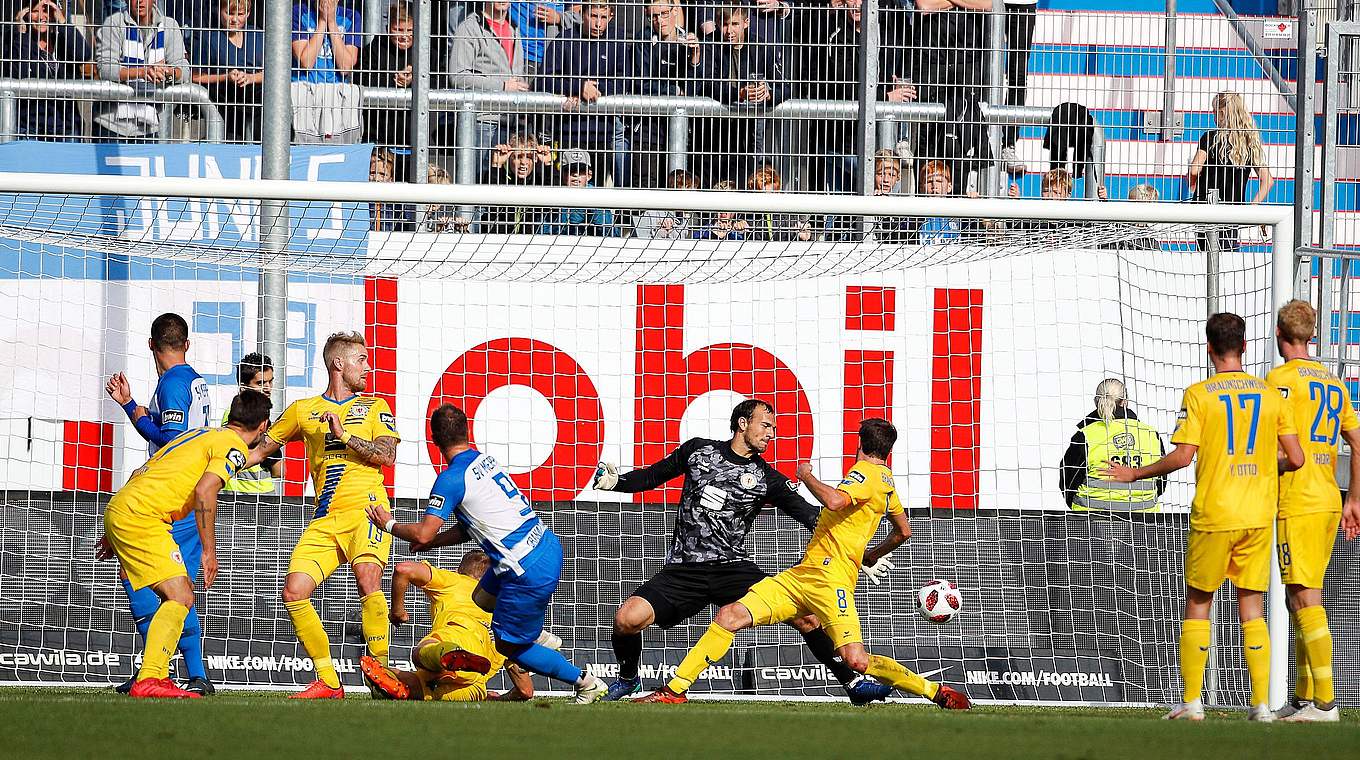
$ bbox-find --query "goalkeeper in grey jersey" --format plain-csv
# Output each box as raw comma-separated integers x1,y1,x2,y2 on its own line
592,399,895,704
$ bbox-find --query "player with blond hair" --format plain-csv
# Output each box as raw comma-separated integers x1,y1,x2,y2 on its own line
1106,313,1304,721
360,550,536,702
1267,299,1360,722
245,331,400,699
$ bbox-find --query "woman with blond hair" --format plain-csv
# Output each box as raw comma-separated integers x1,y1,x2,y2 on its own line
1188,91,1274,250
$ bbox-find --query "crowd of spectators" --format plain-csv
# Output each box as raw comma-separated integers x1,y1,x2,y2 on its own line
0,1,1272,245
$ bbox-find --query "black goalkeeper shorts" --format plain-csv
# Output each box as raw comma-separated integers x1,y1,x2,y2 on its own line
631,560,767,630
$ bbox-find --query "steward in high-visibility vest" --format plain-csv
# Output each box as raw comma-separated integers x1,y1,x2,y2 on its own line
1060,379,1166,512
223,352,281,493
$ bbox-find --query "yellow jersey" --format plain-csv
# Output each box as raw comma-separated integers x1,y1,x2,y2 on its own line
266,394,399,519
1172,371,1295,531
109,427,248,522
424,566,505,682
799,460,904,583
1268,358,1359,518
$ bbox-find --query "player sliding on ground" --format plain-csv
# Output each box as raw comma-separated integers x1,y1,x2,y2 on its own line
366,403,609,704
1104,312,1304,721
1267,300,1360,722
102,313,216,695
636,418,971,708
592,399,894,705
98,392,271,698
359,550,536,702
243,331,400,699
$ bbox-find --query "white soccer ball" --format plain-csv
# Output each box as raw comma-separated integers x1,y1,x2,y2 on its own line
917,579,962,624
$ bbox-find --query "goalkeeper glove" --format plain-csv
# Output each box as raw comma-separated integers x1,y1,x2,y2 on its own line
592,462,619,491
860,557,895,586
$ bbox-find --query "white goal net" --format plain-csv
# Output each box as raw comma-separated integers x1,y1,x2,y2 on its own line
2,172,1331,708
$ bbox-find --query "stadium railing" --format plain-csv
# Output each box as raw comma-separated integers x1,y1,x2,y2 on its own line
0,78,225,143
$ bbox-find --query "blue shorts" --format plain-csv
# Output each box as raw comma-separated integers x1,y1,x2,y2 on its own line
170,514,203,581
477,530,562,645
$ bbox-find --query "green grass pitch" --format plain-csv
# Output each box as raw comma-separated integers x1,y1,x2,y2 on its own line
1,687,1358,759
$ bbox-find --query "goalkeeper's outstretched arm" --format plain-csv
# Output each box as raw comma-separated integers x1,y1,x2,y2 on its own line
593,439,701,493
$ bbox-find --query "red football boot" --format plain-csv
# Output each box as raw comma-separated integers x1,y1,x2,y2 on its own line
129,677,202,699
634,686,689,704
290,679,345,699
360,656,409,700
439,648,493,676
932,685,971,710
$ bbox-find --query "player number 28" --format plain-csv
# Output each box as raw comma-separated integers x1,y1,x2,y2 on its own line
1308,381,1343,446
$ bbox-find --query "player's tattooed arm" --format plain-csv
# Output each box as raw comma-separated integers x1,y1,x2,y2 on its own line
244,434,282,469
323,412,397,466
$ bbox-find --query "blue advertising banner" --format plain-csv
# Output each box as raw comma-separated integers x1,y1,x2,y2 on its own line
0,142,373,278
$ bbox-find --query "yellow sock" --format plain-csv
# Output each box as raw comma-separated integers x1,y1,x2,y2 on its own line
667,622,734,694
1242,617,1271,708
285,599,340,688
867,655,939,699
1292,611,1313,703
360,591,390,666
136,600,189,681
1178,619,1211,704
1295,605,1334,706
415,641,443,672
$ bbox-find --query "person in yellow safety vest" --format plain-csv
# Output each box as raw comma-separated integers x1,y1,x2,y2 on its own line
1059,378,1166,512
223,353,282,493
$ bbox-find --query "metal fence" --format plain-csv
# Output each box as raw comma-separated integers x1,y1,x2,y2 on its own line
0,2,1300,208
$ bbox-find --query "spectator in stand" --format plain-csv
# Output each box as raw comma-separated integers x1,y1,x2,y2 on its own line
800,0,915,194
292,0,360,82
1103,184,1160,251
693,0,791,46
481,131,554,233
692,5,788,186
291,0,363,142
634,168,699,239
191,0,263,142
541,148,619,236
358,2,417,150
632,0,702,190
450,1,529,168
4,0,93,140
911,0,988,181
540,1,632,187
746,165,814,241
509,1,579,81
94,0,191,141
1000,0,1037,174
913,160,961,243
1188,91,1274,251
420,163,471,232
369,147,404,231
692,179,750,240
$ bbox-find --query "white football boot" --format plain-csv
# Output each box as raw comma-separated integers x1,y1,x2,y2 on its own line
1163,700,1206,720
1280,703,1341,722
573,674,608,705
1247,704,1276,722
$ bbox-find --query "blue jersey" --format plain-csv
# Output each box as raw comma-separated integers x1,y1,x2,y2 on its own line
145,364,212,455
426,448,551,577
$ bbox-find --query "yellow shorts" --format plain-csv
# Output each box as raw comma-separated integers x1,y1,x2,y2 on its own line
418,675,490,702
287,508,392,585
1185,527,1272,593
104,505,187,592
1276,511,1341,589
413,625,498,701
740,565,862,646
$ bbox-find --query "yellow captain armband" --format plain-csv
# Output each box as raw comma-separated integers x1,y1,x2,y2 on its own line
340,431,353,445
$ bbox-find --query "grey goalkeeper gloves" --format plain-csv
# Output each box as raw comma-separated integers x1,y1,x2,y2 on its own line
592,462,619,491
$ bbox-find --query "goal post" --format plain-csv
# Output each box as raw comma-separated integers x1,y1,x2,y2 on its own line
0,171,1311,707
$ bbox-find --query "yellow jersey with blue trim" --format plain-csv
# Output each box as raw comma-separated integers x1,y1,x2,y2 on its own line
1268,358,1360,518
798,460,904,584
1171,371,1295,531
108,427,248,522
265,394,398,518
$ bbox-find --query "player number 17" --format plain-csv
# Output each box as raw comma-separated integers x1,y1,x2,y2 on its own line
1218,393,1261,455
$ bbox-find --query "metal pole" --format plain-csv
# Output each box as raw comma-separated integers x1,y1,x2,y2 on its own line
0,91,15,143
260,0,293,419
1296,8,1319,251
366,0,385,42
1268,216,1297,712
1160,0,1178,140
988,0,1006,194
455,101,477,222
1087,125,1106,200
1318,20,1337,369
667,109,689,172
1206,190,1221,317
1204,186,1222,706
411,0,432,224
855,0,880,198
